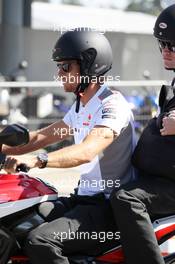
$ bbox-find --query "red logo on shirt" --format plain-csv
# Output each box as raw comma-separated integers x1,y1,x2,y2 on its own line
88,114,92,121
83,122,90,126
83,114,92,126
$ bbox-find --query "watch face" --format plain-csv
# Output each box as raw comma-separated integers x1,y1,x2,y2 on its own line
38,153,48,162
37,153,48,169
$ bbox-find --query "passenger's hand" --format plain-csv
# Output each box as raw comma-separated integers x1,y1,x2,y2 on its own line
160,112,175,136
3,155,38,174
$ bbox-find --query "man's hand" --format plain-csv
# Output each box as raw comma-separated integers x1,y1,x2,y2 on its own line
3,155,38,174
160,110,175,135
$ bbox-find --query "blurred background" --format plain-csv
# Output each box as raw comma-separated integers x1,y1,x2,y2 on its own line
0,0,174,144
1,1,175,254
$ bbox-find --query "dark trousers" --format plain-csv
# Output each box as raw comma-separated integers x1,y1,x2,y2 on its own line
110,175,175,264
24,193,119,264
0,227,17,264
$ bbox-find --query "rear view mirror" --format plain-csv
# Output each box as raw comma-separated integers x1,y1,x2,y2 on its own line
0,124,29,146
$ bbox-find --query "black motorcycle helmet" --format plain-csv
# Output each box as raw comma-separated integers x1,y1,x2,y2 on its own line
154,4,175,71
154,4,175,42
154,5,175,78
52,28,113,112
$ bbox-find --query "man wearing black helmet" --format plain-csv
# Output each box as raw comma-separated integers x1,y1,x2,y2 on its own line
1,29,136,264
110,4,175,264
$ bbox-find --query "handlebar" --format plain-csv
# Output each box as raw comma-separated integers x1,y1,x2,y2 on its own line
0,124,29,147
0,153,30,173
16,163,30,173
0,124,31,173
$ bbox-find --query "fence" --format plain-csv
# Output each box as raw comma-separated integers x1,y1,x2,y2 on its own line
0,80,168,132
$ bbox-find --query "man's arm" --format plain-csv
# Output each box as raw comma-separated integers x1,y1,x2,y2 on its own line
3,126,116,172
2,120,71,155
44,126,116,168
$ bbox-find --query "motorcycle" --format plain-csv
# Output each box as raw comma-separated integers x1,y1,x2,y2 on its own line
0,124,175,264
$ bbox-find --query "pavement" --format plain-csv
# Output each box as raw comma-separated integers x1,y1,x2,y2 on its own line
28,167,80,196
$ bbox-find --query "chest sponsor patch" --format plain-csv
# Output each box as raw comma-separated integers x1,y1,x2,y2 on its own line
83,122,90,126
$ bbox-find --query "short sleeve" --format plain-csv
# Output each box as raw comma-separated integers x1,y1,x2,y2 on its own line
63,103,75,128
94,93,133,135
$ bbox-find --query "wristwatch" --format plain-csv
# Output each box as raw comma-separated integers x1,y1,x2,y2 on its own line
37,153,48,169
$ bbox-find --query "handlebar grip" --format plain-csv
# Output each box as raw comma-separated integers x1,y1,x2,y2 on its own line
16,163,30,173
0,153,6,171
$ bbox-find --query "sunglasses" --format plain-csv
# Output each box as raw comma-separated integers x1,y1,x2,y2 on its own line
56,62,72,73
158,40,175,52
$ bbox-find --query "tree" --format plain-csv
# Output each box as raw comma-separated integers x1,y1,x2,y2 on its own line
125,0,162,15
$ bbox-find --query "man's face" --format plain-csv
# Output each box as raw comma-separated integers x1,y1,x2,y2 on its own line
162,48,175,69
158,40,175,70
56,60,81,92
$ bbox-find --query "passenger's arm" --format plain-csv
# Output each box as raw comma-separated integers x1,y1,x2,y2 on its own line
160,111,175,135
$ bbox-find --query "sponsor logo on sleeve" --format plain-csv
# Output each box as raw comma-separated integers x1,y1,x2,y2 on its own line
101,106,117,119
102,108,117,114
102,114,116,119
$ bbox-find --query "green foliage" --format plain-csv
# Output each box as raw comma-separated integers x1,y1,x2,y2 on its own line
61,0,81,5
125,0,163,15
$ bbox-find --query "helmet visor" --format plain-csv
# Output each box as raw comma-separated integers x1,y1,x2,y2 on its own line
158,40,175,52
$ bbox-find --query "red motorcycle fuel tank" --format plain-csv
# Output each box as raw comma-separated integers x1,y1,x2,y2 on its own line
0,173,57,204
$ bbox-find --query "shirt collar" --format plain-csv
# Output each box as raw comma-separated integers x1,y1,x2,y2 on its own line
79,84,107,109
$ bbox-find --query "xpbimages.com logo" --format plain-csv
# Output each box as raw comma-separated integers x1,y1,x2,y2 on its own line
79,179,121,191
53,230,120,243
53,26,107,35
53,26,119,35
53,74,120,84
53,127,117,139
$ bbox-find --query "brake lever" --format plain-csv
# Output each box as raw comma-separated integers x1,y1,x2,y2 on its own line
0,153,30,173
16,163,30,173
